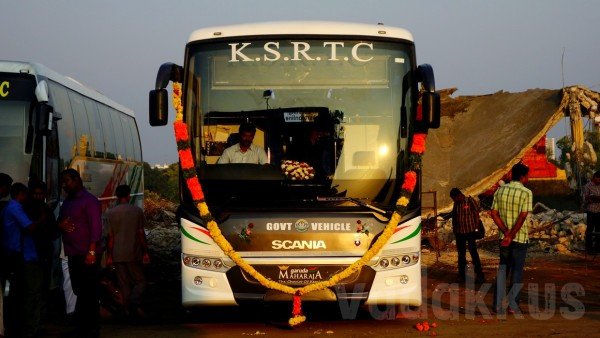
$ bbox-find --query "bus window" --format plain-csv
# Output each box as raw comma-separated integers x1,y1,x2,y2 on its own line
109,108,127,160
48,81,76,168
83,99,105,158
98,104,117,160
125,116,142,162
68,91,92,157
119,114,134,161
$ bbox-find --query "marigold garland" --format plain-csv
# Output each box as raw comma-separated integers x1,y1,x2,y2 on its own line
410,133,427,154
171,82,427,327
401,171,417,192
179,149,195,170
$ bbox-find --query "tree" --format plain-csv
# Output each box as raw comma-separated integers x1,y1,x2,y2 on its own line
143,162,179,202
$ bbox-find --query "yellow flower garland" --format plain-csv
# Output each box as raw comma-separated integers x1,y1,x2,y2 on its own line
174,83,417,326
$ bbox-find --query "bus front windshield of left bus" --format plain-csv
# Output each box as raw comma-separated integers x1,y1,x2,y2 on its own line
0,73,36,185
186,38,415,209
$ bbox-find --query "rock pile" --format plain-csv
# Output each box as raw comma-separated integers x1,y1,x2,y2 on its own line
430,204,587,255
144,192,181,278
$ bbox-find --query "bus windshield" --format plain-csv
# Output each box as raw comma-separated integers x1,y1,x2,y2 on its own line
0,73,36,184
185,38,416,209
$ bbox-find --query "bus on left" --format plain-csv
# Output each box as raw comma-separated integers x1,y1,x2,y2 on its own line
0,60,143,211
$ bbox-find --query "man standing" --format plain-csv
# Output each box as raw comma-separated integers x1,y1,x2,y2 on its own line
217,123,268,164
105,184,149,321
491,163,532,314
2,183,43,337
58,169,102,338
0,173,13,338
449,188,484,283
583,171,600,254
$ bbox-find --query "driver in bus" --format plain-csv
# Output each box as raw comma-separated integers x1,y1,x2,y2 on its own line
217,123,268,164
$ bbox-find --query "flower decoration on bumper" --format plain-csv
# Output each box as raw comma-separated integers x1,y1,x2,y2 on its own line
171,82,428,327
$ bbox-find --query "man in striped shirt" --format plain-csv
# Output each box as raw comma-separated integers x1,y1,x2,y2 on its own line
450,188,484,283
583,171,600,254
491,163,532,314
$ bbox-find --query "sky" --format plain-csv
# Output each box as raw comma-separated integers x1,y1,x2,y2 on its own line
1,0,599,165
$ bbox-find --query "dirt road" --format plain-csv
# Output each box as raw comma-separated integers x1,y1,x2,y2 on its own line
46,249,600,337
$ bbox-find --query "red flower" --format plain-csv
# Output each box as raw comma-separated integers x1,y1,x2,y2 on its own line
292,294,302,316
179,149,195,170
248,223,254,229
186,177,204,201
174,121,189,142
401,171,417,193
410,133,427,154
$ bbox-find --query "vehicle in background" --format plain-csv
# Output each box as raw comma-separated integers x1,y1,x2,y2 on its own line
0,60,143,211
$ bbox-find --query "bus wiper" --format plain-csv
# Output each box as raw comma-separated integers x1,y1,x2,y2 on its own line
316,196,391,221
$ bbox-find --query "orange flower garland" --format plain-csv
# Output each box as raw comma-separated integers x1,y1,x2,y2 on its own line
401,171,417,192
171,82,428,326
410,133,427,154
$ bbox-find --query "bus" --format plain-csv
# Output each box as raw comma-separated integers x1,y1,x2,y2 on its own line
148,22,440,313
0,61,143,211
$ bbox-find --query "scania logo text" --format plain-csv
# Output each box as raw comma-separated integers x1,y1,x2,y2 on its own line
272,240,326,250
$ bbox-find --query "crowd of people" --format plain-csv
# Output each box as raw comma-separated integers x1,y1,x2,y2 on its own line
0,170,149,338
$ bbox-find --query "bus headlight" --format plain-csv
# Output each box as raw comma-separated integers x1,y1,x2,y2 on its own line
401,255,411,265
373,251,420,271
201,259,212,269
182,254,230,272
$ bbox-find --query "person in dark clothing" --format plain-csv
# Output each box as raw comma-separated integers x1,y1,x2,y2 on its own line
106,185,150,321
290,125,335,180
26,180,60,328
0,173,13,338
2,182,45,337
583,171,600,254
450,188,484,284
58,169,102,338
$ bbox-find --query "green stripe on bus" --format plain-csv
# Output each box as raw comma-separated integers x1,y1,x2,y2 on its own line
181,226,209,245
391,224,422,244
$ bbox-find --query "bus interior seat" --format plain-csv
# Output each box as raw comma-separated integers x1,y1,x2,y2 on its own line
226,133,240,147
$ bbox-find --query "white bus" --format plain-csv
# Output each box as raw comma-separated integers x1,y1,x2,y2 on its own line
149,22,439,312
0,61,143,211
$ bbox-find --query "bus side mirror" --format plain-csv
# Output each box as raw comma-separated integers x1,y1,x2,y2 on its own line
421,91,440,129
149,89,169,126
36,103,53,135
417,64,441,130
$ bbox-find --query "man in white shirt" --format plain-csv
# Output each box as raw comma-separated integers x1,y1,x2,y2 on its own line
217,123,268,164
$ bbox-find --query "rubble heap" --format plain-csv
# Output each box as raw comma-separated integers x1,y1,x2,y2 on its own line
144,192,181,279
432,204,587,255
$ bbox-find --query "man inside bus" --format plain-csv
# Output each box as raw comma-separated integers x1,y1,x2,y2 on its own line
217,123,268,165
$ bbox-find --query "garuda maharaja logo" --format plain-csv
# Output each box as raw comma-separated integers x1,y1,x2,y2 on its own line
294,219,309,233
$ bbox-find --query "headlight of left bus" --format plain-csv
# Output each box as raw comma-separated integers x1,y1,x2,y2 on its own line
182,254,231,272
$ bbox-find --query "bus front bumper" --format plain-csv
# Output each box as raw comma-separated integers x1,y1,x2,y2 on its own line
181,263,237,307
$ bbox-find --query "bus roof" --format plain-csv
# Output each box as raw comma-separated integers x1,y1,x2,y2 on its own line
0,60,135,117
188,21,414,43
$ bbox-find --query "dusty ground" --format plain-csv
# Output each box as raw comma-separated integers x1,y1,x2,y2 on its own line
81,245,600,337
